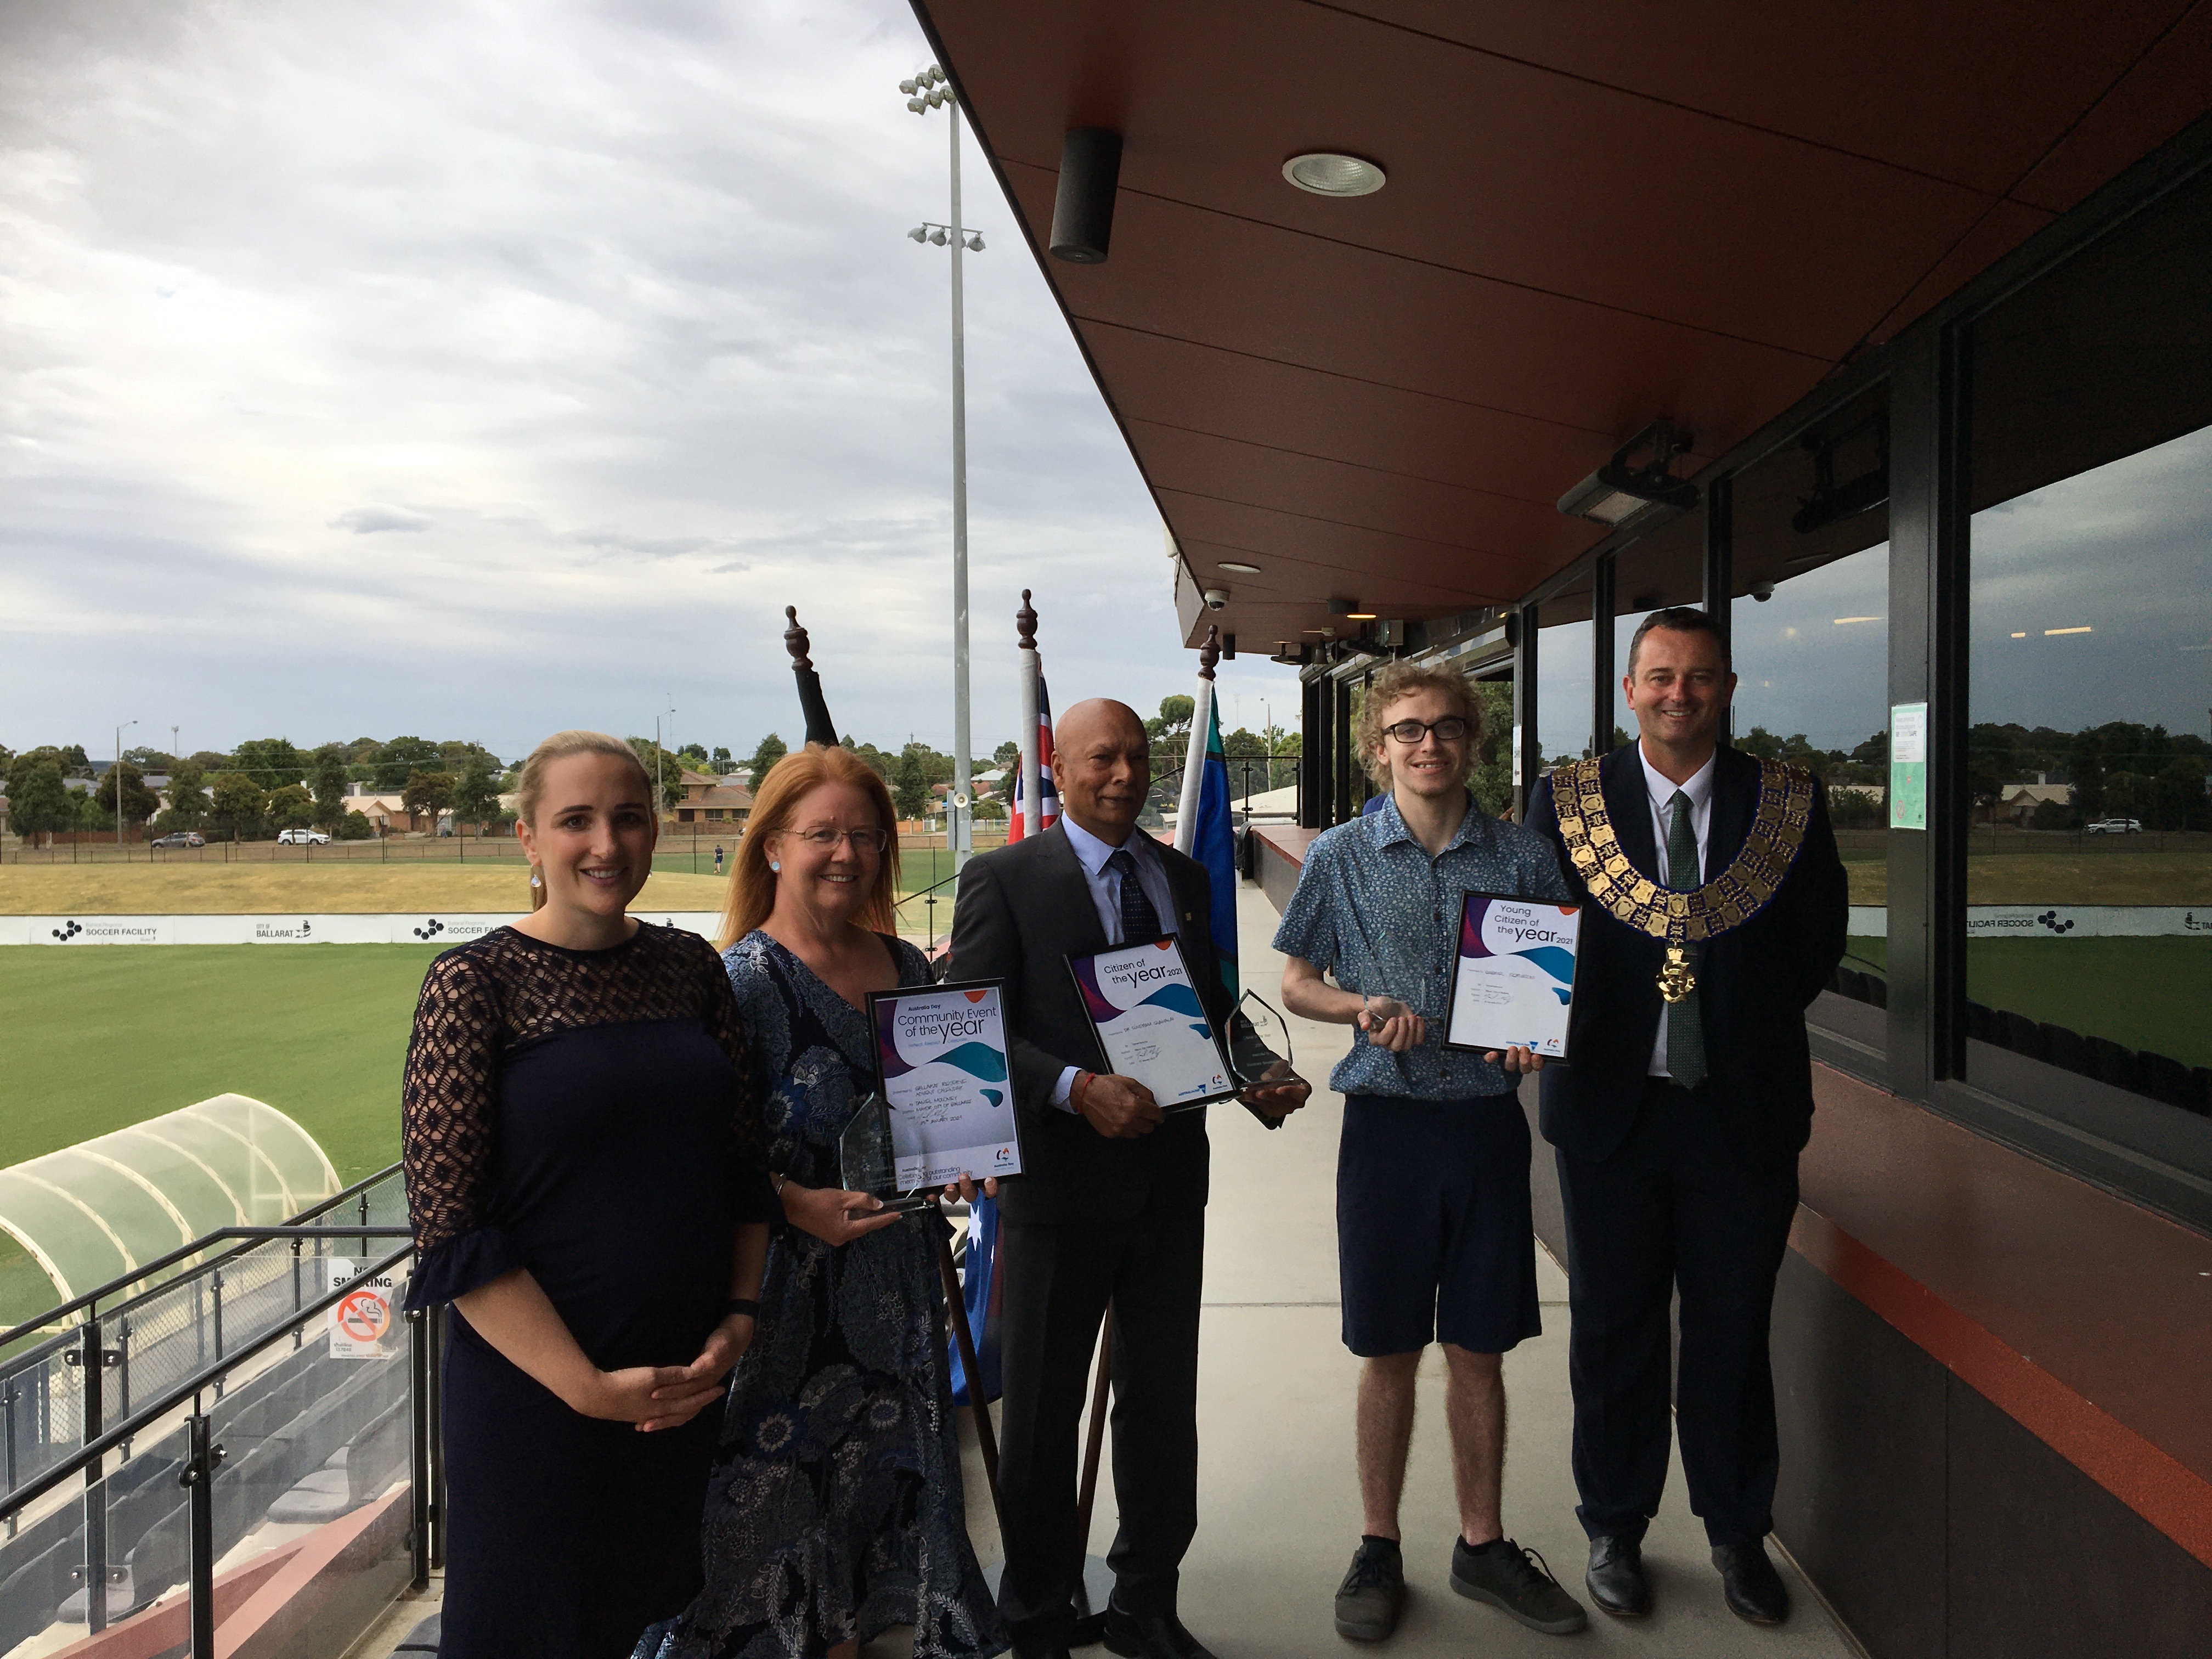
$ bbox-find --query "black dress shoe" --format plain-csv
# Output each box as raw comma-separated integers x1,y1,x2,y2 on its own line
1101,1605,1219,1659
1712,1541,1790,1624
1585,1535,1651,1617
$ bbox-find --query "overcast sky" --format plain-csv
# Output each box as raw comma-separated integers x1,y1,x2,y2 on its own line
0,0,1302,765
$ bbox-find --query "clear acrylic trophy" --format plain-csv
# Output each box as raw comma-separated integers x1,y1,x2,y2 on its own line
837,1092,937,1213
1225,990,1304,1129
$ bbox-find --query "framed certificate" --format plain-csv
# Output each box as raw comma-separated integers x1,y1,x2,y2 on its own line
1067,937,1238,1111
1443,893,1582,1059
860,979,1024,1191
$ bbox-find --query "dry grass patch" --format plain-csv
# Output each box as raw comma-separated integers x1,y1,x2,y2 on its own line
0,862,730,914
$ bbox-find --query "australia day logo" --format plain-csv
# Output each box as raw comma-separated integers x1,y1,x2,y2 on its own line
1462,899,1580,1006
878,988,1008,1110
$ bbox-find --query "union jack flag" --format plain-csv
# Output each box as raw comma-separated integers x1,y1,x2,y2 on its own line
1008,672,1059,840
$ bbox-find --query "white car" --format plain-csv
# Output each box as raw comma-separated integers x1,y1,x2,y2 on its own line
2084,817,2143,835
275,827,332,845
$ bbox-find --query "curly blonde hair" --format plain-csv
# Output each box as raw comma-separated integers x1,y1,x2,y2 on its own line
1356,660,1484,788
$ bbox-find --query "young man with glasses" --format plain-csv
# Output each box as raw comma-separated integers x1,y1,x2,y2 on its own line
1274,661,1588,1644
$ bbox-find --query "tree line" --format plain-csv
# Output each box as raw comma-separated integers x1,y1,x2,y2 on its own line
0,736,507,844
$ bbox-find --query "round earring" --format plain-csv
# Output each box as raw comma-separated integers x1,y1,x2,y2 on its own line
769,860,781,873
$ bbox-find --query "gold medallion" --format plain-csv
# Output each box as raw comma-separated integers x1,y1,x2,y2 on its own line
1657,943,1697,1003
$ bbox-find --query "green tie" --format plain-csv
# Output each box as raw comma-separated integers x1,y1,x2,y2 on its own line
1663,789,1707,1088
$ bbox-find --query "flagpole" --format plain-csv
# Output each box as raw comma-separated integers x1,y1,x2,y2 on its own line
1017,590,1042,838
1173,627,1220,854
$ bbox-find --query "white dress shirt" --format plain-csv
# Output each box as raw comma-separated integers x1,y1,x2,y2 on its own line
1638,744,1716,1078
1052,815,1180,1107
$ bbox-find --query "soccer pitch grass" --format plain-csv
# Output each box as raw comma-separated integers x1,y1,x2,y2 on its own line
0,944,442,1328
1841,847,2212,907
1845,935,2212,1070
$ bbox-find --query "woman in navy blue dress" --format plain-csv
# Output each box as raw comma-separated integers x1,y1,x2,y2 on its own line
645,745,1006,1659
402,731,775,1658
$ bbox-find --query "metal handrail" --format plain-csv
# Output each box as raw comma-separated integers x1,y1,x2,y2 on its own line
0,1162,405,1349
0,1231,413,1521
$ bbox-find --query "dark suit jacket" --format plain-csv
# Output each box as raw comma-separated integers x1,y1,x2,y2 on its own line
1525,744,1848,1164
947,823,1243,1227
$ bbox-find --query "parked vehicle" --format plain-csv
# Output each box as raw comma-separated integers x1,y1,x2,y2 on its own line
151,831,206,848
275,828,332,845
2085,817,2143,835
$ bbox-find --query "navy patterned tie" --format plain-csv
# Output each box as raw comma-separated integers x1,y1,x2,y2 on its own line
1107,849,1162,944
1663,789,1708,1088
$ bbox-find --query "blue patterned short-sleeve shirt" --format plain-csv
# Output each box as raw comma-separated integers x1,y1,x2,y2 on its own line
1272,792,1571,1099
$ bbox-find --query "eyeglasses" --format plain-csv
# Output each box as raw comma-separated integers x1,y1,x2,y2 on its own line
1381,717,1471,745
789,827,889,853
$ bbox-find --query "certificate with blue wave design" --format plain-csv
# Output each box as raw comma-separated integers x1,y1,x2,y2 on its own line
1443,894,1583,1059
866,980,1023,1189
1068,938,1237,1111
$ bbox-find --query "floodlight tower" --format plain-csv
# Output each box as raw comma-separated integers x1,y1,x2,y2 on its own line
901,64,986,866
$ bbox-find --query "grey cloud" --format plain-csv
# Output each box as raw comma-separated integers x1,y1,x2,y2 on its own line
330,506,433,534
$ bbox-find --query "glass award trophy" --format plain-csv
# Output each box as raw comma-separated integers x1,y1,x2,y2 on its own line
1225,990,1304,1130
838,1091,938,1214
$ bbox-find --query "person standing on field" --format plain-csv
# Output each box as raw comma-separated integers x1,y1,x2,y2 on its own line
1273,660,1589,1644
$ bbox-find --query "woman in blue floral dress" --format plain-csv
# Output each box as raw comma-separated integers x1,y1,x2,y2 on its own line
645,746,1006,1659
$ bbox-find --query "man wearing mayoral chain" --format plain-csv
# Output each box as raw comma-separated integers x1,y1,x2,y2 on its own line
1525,606,1846,1628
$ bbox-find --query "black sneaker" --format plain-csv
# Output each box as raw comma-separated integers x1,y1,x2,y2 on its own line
1449,1537,1589,1635
1334,1539,1405,1641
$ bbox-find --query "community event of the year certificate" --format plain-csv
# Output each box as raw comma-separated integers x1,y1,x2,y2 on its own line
1443,894,1583,1058
870,983,1023,1188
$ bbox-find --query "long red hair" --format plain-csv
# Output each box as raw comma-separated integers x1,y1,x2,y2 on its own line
716,744,900,949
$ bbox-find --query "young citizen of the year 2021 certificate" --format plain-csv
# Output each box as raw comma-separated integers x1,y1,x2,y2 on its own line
1443,894,1582,1058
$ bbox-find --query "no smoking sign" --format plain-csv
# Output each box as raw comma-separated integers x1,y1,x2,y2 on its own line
326,1261,398,1358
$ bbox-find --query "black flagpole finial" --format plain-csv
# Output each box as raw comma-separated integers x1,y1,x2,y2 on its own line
1198,624,1221,681
1016,589,1039,651
784,606,813,672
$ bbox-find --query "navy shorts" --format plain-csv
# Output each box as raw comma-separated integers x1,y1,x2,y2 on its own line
1336,1092,1541,1358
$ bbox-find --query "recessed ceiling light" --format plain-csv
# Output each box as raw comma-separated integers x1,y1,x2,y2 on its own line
1283,153,1386,197
1218,561,1261,574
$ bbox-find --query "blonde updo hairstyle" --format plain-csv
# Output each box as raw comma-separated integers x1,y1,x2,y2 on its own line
514,730,656,911
718,744,900,949
1356,659,1485,788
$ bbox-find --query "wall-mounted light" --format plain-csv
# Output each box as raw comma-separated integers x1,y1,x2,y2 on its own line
1051,128,1124,263
1556,419,1699,528
1283,153,1386,196
1218,561,1261,574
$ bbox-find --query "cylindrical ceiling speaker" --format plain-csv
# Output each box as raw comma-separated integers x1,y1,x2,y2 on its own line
1049,127,1123,264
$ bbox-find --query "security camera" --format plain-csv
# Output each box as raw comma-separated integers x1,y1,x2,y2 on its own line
1203,588,1230,610
1749,580,1777,602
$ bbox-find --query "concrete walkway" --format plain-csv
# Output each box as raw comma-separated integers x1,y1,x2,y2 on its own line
949,881,1865,1659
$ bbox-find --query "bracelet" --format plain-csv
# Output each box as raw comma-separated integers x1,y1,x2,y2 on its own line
724,1298,760,1320
770,1172,788,1195
1070,1070,1095,1111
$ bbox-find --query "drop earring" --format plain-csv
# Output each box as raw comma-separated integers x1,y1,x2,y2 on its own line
529,868,543,889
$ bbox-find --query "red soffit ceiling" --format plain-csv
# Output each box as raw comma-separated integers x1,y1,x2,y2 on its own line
912,0,2212,646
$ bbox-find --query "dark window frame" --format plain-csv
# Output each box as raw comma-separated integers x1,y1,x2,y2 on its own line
1511,110,2212,1236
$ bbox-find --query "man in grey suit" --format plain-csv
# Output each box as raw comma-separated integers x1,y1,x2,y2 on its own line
950,698,1308,1659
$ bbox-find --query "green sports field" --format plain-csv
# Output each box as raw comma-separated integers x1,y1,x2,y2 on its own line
1846,935,2212,1070
0,945,439,1328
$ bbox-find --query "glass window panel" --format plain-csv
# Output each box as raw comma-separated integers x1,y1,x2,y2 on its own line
1610,506,1708,748
1537,614,1593,766
1967,168,2212,1113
